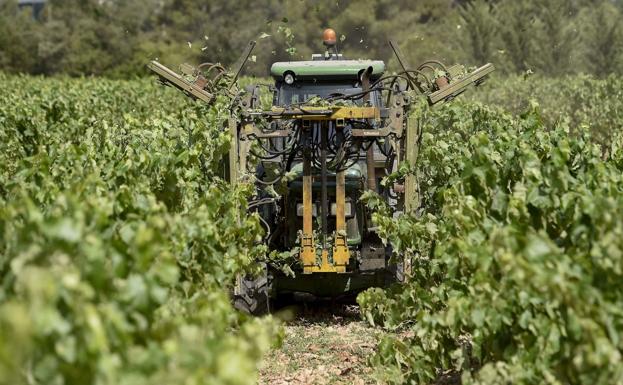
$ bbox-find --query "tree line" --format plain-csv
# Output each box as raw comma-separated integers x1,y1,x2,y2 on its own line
0,0,621,78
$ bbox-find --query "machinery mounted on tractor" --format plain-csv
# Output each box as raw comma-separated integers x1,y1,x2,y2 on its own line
148,28,494,314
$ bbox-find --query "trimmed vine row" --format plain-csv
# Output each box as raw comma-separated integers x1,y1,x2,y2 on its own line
359,80,623,384
0,74,280,385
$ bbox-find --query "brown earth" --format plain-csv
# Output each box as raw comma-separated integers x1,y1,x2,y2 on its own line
258,304,385,385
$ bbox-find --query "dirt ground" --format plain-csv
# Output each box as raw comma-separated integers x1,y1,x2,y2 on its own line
258,304,384,385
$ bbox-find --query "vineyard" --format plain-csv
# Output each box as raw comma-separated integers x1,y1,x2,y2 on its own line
1,72,623,385
0,74,280,384
359,75,623,384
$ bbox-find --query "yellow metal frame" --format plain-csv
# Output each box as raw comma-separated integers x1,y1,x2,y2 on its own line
332,170,350,269
300,124,351,274
242,109,375,274
239,112,358,274
270,106,381,121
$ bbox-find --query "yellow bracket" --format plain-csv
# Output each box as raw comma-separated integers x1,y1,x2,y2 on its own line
331,234,350,272
301,233,349,273
303,248,347,274
333,169,349,268
300,166,350,274
270,106,380,120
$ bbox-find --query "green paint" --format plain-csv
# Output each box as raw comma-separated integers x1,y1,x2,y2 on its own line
271,60,385,79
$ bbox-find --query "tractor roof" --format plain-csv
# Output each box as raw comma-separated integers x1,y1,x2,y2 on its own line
270,60,385,80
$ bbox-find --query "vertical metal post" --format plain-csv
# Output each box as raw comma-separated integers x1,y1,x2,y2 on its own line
404,112,421,213
228,118,242,295
301,146,316,273
366,147,377,191
320,122,328,247
361,67,377,192
335,170,346,233
227,118,238,186
332,165,349,272
238,123,254,175
303,156,313,236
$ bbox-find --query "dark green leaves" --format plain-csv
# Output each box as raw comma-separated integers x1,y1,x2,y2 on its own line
359,97,623,385
0,75,279,384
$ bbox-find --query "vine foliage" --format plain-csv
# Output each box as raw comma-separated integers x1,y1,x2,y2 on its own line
359,90,623,384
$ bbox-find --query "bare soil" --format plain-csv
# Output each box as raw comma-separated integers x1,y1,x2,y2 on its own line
258,304,384,385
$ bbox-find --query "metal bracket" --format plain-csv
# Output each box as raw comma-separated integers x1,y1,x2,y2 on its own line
428,63,495,105
147,61,215,104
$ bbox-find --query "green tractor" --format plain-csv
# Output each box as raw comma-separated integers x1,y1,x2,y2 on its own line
149,29,494,314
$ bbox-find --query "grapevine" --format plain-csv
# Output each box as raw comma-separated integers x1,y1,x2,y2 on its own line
0,74,281,385
359,78,623,384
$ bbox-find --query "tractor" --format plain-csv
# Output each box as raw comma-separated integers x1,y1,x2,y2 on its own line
148,29,494,314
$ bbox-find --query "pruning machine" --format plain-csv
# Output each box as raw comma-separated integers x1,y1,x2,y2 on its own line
148,29,494,314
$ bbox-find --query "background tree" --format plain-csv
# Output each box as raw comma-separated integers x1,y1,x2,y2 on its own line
0,0,622,77
531,0,579,75
0,1,41,73
495,0,537,73
579,0,623,75
459,0,497,67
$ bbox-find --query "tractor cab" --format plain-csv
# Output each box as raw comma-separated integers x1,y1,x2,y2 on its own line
266,58,389,262
270,60,386,107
